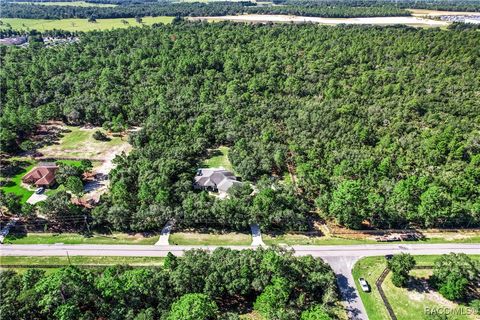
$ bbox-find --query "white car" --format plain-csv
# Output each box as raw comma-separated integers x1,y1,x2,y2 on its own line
35,187,45,194
358,278,370,292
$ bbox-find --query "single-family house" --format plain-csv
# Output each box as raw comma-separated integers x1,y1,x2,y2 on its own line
194,168,242,193
22,162,58,188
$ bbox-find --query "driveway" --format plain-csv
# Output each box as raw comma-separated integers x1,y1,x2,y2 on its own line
26,193,48,204
323,256,367,320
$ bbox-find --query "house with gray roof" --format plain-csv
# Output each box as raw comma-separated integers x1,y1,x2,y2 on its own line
194,167,242,193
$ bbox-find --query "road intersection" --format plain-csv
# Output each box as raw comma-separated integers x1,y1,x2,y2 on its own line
1,243,479,319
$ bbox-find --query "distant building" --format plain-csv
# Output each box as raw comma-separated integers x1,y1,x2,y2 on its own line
0,37,27,46
465,17,480,24
194,168,242,193
22,162,58,188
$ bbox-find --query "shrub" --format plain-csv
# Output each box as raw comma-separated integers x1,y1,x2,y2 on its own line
92,130,109,141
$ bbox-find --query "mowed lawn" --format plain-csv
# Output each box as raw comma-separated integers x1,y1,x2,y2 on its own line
0,159,35,203
4,232,159,245
263,234,377,246
0,16,173,32
169,232,252,245
0,256,164,267
201,146,235,171
38,126,130,159
352,255,480,320
15,1,117,7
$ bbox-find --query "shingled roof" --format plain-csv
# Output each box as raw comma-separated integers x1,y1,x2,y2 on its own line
22,163,58,187
194,168,242,193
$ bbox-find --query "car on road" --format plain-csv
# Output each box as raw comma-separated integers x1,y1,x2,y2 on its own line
35,187,45,194
358,278,370,292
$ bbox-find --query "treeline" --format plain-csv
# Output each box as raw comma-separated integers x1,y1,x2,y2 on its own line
1,23,480,231
278,0,480,12
0,248,339,320
248,4,409,17
0,2,255,20
0,1,411,19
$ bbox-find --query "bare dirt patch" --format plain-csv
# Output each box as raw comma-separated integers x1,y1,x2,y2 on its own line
36,123,131,161
189,14,448,26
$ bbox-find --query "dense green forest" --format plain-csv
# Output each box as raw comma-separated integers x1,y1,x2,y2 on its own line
277,0,480,12
0,1,410,19
0,248,339,319
1,22,479,231
2,0,480,20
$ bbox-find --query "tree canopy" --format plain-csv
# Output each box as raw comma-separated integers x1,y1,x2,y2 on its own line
1,22,480,231
0,248,339,319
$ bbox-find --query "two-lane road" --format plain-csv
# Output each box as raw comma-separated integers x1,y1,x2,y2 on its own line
2,243,479,319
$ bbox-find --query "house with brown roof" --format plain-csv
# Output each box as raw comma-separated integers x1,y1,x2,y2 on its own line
22,162,58,188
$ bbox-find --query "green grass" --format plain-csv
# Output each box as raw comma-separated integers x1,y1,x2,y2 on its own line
0,256,164,266
14,1,117,7
44,184,66,196
263,233,480,246
55,159,83,167
263,234,378,246
4,232,159,245
169,232,252,245
201,146,234,171
0,16,173,32
0,159,35,203
352,255,480,320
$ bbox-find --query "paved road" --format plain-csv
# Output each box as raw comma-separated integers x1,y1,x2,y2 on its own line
1,243,478,319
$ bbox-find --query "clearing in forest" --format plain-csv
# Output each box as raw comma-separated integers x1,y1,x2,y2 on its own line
37,125,131,161
201,146,234,172
0,16,173,32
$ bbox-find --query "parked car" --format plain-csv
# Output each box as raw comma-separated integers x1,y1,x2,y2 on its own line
35,187,45,194
358,278,370,292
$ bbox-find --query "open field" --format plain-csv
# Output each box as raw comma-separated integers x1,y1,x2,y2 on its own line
169,231,252,245
201,146,234,171
0,255,164,266
0,159,35,203
263,232,480,246
0,16,173,31
189,14,449,27
4,232,159,245
409,9,480,16
38,126,131,160
13,1,117,7
352,255,480,320
263,234,377,246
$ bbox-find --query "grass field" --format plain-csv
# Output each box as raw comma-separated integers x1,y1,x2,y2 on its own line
38,126,130,160
201,146,234,171
263,234,377,246
55,159,83,167
352,255,480,320
263,233,480,246
0,159,35,203
169,232,252,245
14,1,117,7
0,256,164,266
4,232,159,245
0,16,173,32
